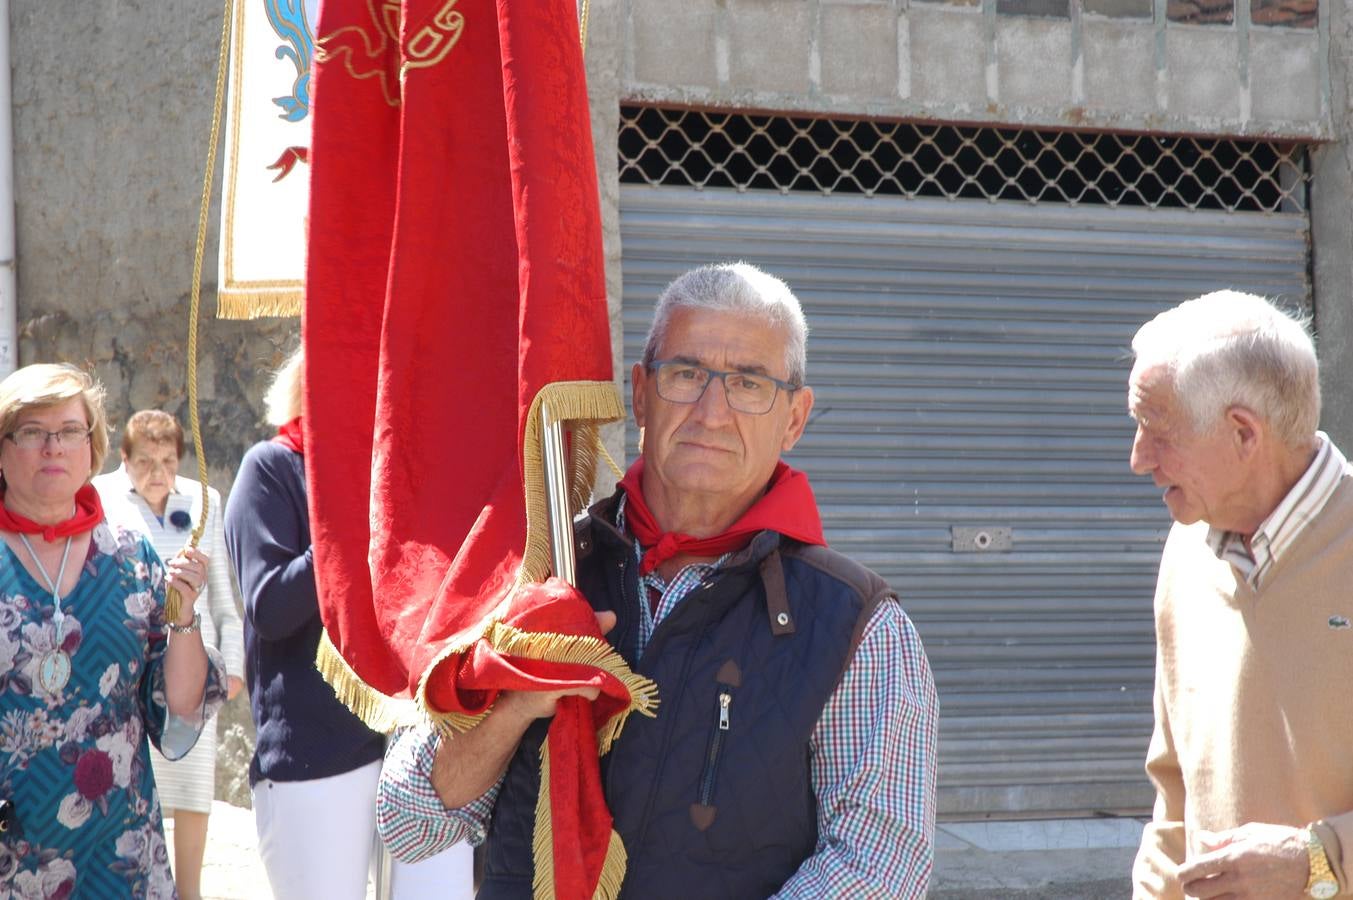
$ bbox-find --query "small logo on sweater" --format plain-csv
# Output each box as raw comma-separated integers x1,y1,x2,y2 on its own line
1329,615,1351,630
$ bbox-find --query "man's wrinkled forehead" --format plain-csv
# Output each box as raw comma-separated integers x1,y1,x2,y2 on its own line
1127,361,1173,420
656,308,793,373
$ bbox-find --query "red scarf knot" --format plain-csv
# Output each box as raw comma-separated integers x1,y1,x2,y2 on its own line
272,417,305,455
618,458,826,575
0,483,104,541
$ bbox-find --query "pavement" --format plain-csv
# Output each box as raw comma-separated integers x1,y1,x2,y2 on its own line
931,817,1141,899
183,801,1139,898
167,802,275,900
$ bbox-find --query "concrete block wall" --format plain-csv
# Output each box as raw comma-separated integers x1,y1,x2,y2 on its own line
1082,20,1156,113
618,0,1328,139
1311,0,1353,451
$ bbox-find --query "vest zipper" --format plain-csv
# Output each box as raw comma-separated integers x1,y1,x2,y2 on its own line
697,686,735,807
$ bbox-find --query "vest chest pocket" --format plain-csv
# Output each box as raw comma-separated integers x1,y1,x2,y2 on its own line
689,677,737,832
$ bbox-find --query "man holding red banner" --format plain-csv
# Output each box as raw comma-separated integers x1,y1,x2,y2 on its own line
376,263,939,898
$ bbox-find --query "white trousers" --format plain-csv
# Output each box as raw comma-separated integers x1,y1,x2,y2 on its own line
253,759,473,900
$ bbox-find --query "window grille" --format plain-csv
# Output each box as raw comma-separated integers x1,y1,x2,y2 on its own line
618,105,1310,213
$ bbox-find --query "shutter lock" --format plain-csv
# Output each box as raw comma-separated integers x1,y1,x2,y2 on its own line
951,526,1012,553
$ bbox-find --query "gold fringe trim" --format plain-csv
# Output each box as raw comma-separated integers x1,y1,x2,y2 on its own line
414,616,505,740
532,744,629,900
314,629,423,734
416,617,659,747
517,381,627,587
596,829,628,900
532,742,555,900
319,611,660,743
482,620,658,752
425,709,492,740
216,289,302,320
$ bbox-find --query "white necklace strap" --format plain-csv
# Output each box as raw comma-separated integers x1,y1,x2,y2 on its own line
18,533,73,627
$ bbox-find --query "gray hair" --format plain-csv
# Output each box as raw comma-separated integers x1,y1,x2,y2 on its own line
1131,290,1319,448
263,345,305,426
641,262,809,385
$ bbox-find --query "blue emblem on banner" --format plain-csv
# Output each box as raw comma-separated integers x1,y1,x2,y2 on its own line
266,0,316,122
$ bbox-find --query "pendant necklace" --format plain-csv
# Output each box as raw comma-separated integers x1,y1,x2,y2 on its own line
18,533,74,693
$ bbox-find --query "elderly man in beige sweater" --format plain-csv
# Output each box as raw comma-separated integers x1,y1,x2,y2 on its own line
1127,290,1353,900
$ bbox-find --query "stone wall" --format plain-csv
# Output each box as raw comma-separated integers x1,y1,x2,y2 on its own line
11,0,295,494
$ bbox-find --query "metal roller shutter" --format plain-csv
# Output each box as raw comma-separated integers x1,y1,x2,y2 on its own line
618,184,1310,818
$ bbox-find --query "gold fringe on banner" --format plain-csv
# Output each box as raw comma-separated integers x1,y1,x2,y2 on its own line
533,744,628,900
216,290,303,320
314,630,423,733
481,619,658,750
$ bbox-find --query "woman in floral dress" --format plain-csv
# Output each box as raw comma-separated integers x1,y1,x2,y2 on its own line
0,364,226,898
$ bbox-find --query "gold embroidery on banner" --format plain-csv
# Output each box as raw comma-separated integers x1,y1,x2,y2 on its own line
317,0,402,107
403,1,465,73
318,0,464,108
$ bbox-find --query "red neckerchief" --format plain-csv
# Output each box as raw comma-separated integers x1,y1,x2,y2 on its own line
0,483,104,542
618,458,825,575
273,417,305,455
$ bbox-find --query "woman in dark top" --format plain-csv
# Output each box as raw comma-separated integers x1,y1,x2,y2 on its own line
224,347,470,899
224,347,384,899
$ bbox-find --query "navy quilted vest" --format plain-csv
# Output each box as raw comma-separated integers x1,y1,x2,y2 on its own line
479,494,883,900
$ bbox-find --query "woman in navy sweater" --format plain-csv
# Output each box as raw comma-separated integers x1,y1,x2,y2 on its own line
223,347,385,899
225,347,470,899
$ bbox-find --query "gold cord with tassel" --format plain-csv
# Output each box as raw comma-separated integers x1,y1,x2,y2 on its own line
167,0,235,623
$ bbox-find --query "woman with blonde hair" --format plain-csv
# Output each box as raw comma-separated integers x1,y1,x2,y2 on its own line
94,408,245,900
225,347,471,898
0,363,226,897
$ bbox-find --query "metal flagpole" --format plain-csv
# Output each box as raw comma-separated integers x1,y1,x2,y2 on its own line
373,827,394,898
542,404,578,585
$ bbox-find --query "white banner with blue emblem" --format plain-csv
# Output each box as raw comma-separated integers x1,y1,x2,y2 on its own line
217,0,316,318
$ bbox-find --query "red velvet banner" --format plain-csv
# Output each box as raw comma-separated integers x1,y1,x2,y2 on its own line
304,2,641,896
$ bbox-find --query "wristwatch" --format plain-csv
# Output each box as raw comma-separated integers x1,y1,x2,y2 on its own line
1305,826,1339,900
168,612,202,635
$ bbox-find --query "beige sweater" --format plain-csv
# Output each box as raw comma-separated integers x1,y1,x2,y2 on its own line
1133,475,1353,898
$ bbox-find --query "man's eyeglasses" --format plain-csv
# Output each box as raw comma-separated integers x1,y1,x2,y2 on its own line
649,360,799,415
4,425,93,450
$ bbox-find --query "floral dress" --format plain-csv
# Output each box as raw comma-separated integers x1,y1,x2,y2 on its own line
0,521,226,899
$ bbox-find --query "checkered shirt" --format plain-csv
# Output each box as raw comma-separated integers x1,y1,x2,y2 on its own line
376,500,938,898
1205,433,1348,589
